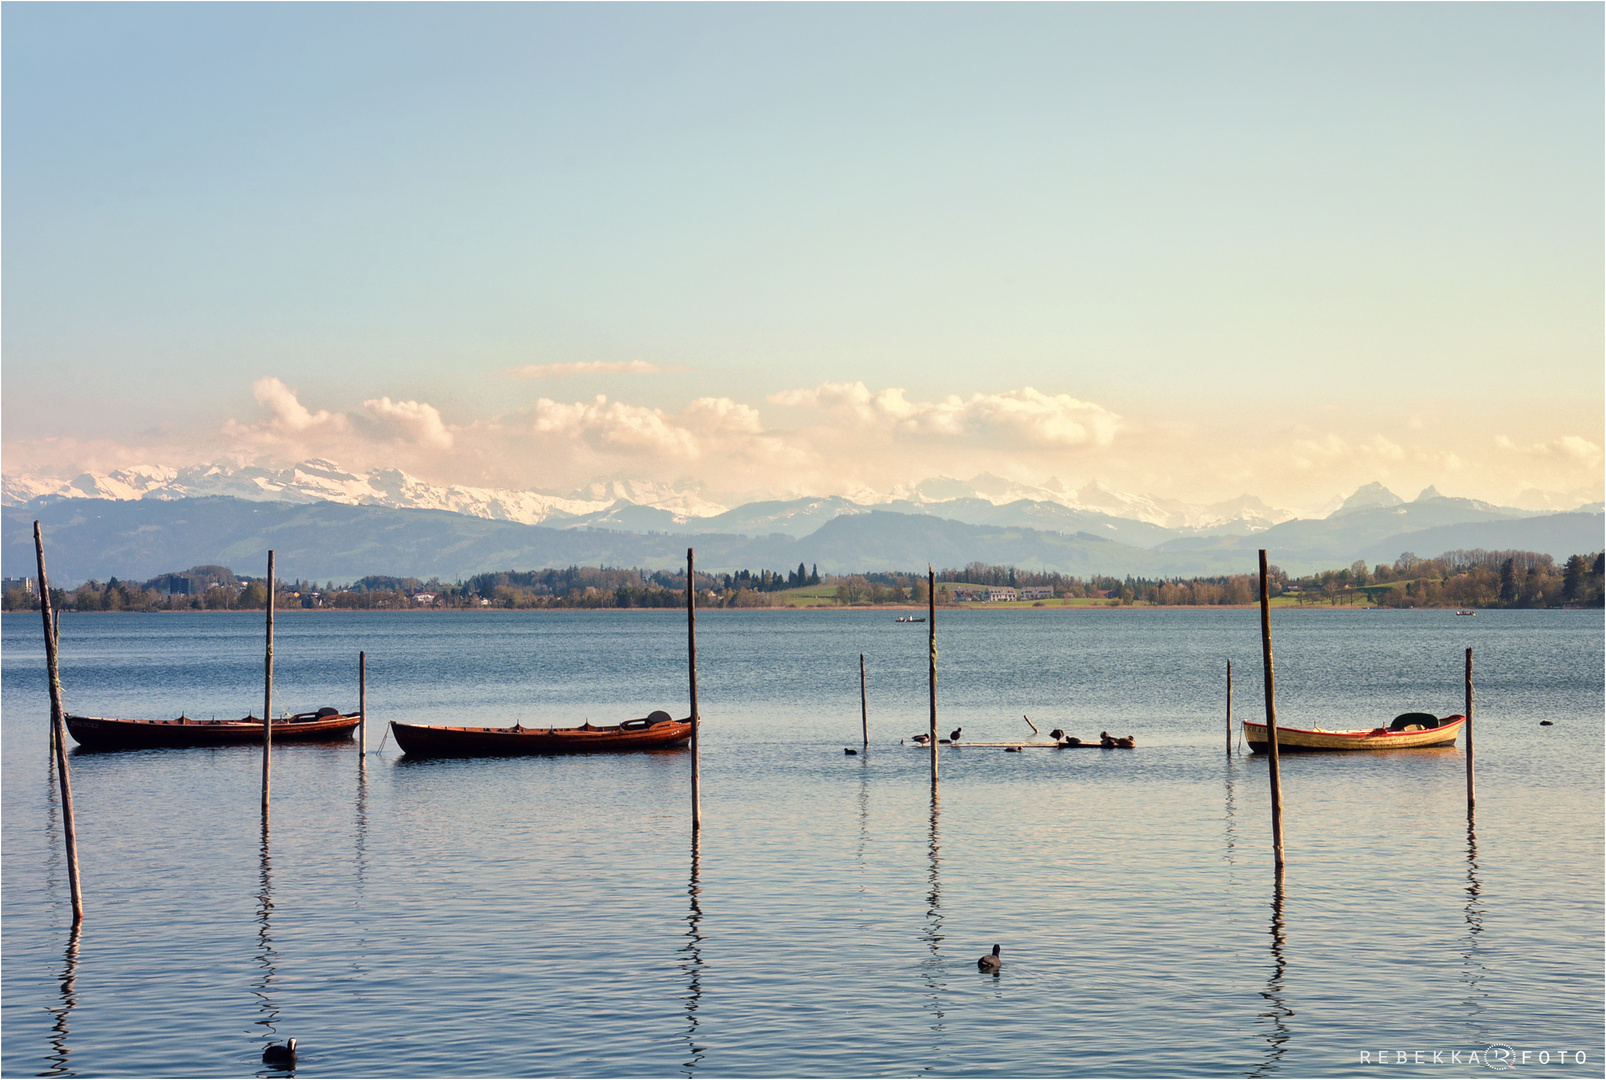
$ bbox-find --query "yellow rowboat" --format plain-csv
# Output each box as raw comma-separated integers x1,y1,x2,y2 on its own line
1244,714,1465,754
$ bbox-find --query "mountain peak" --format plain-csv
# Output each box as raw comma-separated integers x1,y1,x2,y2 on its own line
1414,485,1444,502
1334,482,1404,516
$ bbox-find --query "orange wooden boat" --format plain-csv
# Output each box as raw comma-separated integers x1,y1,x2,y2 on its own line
1244,713,1465,754
390,711,692,757
65,708,360,751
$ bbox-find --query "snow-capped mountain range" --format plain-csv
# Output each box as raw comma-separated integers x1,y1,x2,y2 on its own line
1,458,1297,539
5,458,1577,548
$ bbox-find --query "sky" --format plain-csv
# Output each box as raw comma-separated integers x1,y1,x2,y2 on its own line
3,3,1602,516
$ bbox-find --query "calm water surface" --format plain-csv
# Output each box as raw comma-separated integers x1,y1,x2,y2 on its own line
3,608,1602,1077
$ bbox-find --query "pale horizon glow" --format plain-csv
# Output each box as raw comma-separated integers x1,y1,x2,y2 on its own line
3,4,1601,517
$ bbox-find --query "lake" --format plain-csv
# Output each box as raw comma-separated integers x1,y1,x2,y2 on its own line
3,607,1601,1076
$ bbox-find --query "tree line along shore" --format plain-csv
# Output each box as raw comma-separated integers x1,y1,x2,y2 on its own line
5,549,1601,614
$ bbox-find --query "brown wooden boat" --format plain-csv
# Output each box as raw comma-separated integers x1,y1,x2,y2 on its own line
1244,713,1465,754
390,711,692,757
65,708,361,751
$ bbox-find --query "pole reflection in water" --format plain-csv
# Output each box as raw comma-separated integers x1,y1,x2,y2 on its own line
920,789,946,1037
1250,869,1293,1078
681,836,706,1075
43,925,82,1077
1223,758,1240,873
1461,816,1488,1025
253,816,283,1055
354,769,369,901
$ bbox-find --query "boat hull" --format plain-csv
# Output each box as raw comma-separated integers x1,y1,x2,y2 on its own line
391,715,693,757
65,711,360,751
1244,715,1465,754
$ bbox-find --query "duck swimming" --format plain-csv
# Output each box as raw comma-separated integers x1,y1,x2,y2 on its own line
978,945,1002,971
262,1039,297,1067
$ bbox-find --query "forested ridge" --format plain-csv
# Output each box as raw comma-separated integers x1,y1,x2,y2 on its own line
6,547,1600,612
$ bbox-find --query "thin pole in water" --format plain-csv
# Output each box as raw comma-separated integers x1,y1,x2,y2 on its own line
1226,659,1234,756
860,653,868,747
928,566,937,785
688,548,701,831
49,609,61,756
359,650,367,760
262,551,274,818
1465,647,1475,813
35,522,83,925
1259,550,1285,871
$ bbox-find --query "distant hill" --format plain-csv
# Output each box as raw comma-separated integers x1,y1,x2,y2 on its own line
5,495,1598,586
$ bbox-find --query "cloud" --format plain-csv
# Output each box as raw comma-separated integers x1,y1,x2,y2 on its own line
246,377,348,436
503,361,691,379
769,382,1119,447
531,395,699,457
1495,434,1602,464
363,397,454,449
682,397,763,435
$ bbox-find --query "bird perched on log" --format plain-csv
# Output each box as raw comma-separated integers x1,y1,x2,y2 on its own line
1100,731,1116,748
262,1040,297,1067
949,727,962,742
1049,728,1065,741
1061,736,1082,747
911,733,930,743
978,945,1002,971
1114,736,1136,748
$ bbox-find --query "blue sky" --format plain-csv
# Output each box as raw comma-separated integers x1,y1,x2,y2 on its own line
4,3,1601,512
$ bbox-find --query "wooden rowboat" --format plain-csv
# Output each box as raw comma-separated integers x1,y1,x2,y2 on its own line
1244,713,1465,754
66,708,360,751
390,711,692,758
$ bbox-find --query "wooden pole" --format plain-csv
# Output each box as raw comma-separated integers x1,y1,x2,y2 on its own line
262,551,274,817
1226,659,1234,756
859,653,868,747
359,650,367,759
688,548,700,831
49,609,61,755
928,566,937,784
34,522,83,924
1465,647,1474,813
1259,550,1285,871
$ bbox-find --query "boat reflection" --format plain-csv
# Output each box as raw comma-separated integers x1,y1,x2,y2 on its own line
681,835,706,1074
1250,869,1293,1077
42,924,82,1077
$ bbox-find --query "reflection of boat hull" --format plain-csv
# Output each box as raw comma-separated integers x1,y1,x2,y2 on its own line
1244,715,1464,754
66,710,359,750
391,714,692,757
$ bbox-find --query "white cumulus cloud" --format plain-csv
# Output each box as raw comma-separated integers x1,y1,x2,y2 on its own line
363,397,454,449
769,382,1119,446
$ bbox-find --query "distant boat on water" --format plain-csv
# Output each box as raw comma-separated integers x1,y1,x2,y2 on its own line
1456,610,1476,616
1243,713,1465,754
66,708,360,750
895,615,926,623
390,711,691,757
